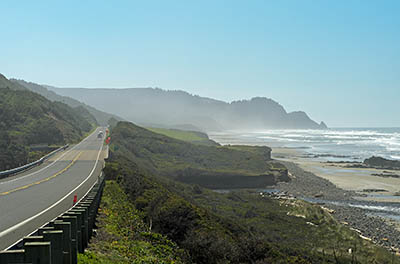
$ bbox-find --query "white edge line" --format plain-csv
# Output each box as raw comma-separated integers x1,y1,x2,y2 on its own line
0,129,99,185
4,171,104,252
0,131,105,249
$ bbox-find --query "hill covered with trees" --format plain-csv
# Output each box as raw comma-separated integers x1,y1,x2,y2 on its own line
0,74,97,170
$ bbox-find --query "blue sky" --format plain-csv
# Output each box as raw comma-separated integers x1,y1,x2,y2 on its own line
1,0,399,127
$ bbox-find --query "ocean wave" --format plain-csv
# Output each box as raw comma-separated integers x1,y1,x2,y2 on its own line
349,203,400,214
242,128,400,160
258,136,298,142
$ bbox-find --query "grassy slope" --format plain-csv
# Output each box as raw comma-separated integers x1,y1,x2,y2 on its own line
146,127,219,146
78,181,187,264
86,121,399,264
111,122,287,188
0,74,97,170
112,122,276,174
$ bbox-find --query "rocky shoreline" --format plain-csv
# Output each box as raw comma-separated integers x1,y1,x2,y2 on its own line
276,161,400,251
277,161,358,201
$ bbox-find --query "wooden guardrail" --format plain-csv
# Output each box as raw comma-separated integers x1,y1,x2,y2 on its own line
0,173,105,264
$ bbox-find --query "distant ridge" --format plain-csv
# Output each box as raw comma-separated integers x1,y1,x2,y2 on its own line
12,80,122,126
46,86,327,132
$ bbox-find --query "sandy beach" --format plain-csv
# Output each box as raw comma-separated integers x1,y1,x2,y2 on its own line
272,147,400,202
268,147,400,250
208,133,400,250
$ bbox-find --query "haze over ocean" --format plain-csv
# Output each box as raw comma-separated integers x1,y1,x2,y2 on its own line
210,128,400,161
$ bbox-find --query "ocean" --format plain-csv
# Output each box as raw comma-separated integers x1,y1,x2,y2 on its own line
210,127,400,162
210,127,400,224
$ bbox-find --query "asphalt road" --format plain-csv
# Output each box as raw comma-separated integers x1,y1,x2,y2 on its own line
0,127,108,251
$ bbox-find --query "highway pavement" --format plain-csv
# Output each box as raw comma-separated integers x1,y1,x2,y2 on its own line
0,127,108,250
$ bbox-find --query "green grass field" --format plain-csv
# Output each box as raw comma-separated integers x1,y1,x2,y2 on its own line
146,127,218,146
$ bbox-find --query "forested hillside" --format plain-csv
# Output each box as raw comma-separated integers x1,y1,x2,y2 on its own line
79,121,398,263
0,74,97,170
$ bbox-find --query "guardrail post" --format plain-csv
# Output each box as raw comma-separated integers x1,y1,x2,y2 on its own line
63,212,83,253
0,249,25,263
79,201,94,239
72,207,89,249
52,220,72,264
43,230,63,264
85,194,99,227
77,201,93,232
57,216,78,264
24,242,51,264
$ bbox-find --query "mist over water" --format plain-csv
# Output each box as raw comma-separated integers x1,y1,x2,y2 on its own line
211,128,400,161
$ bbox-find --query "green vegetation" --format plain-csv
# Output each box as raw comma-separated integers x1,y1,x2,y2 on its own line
111,122,288,189
78,181,186,264
0,74,97,170
225,145,272,159
96,121,400,263
146,127,219,146
103,159,283,263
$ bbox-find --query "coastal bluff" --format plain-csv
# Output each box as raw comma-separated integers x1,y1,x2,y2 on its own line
109,121,288,189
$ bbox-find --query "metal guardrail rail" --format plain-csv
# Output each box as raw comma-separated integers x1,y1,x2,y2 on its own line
0,145,69,179
0,173,106,264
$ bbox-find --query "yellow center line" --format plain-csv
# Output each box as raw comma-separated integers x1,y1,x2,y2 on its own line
0,152,83,196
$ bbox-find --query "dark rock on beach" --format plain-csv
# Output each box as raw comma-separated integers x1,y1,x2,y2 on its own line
364,156,400,170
